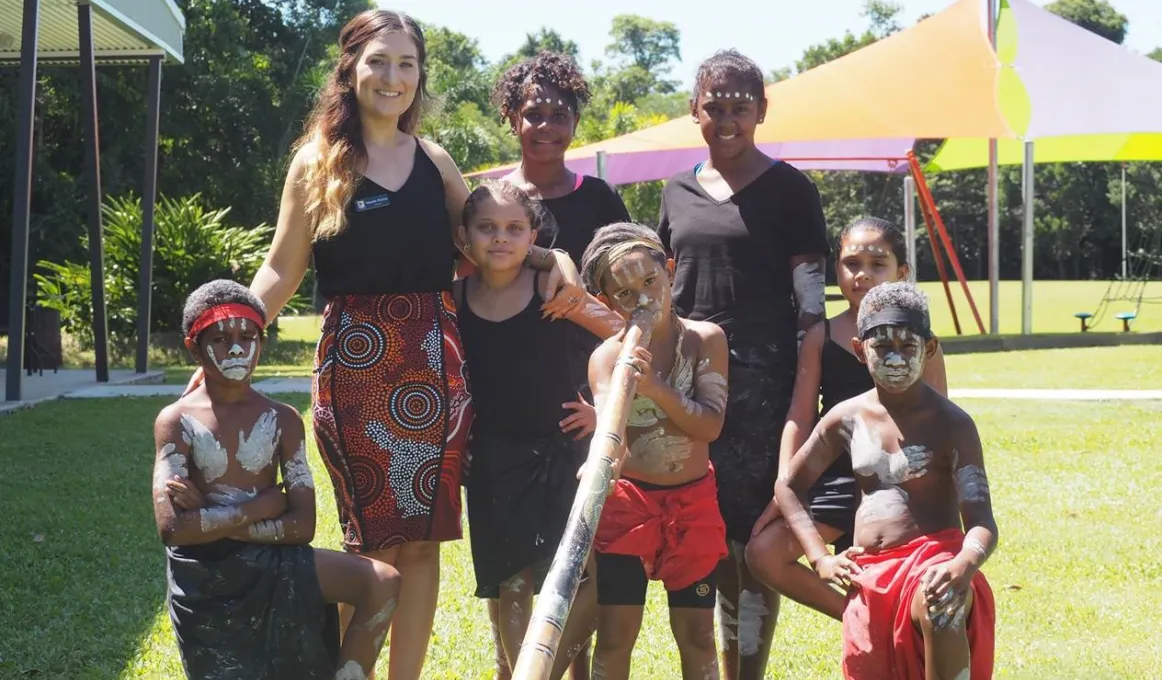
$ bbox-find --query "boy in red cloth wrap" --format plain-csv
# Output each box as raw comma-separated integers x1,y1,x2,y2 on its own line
774,281,997,680
580,223,731,680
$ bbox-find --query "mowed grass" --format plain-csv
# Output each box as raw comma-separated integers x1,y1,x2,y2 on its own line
262,280,1162,350
823,279,1162,336
2,395,1160,678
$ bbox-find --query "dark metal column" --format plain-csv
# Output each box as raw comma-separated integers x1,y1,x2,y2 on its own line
135,55,163,373
78,1,109,382
5,0,41,402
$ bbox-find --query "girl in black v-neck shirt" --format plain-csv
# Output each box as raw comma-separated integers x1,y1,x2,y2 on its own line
657,50,829,680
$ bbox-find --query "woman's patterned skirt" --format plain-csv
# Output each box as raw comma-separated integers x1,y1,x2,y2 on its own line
312,291,473,552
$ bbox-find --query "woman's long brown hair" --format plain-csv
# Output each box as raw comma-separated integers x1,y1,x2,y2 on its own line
296,10,429,242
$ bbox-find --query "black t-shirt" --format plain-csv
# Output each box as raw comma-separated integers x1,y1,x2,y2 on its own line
658,162,829,329
534,176,632,265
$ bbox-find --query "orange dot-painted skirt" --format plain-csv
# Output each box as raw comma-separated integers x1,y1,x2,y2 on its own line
312,291,473,553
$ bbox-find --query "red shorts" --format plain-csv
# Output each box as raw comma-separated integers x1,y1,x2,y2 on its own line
594,467,728,592
842,529,996,680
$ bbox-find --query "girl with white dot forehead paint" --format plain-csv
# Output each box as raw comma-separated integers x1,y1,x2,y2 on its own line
657,48,830,679
746,217,948,655
773,282,999,680
454,181,625,680
580,222,731,680
155,279,401,680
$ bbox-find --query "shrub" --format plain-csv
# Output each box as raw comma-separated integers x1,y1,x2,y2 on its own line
35,193,307,352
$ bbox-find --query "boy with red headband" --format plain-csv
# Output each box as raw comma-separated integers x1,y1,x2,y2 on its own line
775,282,997,680
154,279,400,680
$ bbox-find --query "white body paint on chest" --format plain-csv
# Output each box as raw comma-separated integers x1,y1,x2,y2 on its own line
181,414,229,482
236,408,280,473
627,332,693,428
333,660,366,680
857,486,911,523
848,416,932,485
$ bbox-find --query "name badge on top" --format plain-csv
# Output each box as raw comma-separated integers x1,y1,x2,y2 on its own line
355,194,391,212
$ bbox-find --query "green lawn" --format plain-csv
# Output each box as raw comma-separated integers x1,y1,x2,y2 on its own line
2,395,1159,678
945,345,1162,390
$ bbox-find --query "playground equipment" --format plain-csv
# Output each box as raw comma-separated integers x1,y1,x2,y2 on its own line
1075,226,1162,332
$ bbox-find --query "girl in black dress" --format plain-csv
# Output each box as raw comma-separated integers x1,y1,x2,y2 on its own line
455,182,622,679
490,51,631,679
745,217,947,638
657,50,830,680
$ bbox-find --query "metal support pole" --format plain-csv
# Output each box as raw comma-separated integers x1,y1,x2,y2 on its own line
1021,141,1034,335
595,150,607,182
79,1,110,382
6,0,41,402
136,55,163,373
987,0,1000,334
1121,163,1128,279
903,175,917,282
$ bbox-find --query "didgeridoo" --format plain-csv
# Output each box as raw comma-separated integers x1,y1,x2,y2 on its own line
509,308,656,680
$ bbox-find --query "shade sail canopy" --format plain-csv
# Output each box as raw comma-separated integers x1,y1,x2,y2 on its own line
929,133,1162,171
0,0,185,64
469,137,915,185
473,0,1162,184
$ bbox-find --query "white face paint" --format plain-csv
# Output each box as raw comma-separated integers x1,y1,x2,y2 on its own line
199,505,241,532
206,333,258,381
955,465,991,504
333,660,366,680
792,261,825,317
181,413,229,482
281,440,315,490
246,519,284,541
736,589,770,657
629,427,692,473
847,416,932,485
235,408,281,473
862,326,925,391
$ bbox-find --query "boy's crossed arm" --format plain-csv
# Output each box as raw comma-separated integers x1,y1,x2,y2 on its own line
151,405,285,547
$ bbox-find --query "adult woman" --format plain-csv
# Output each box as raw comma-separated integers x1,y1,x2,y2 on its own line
249,11,582,678
657,50,829,680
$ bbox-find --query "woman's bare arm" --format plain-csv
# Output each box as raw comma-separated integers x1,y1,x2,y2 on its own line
250,145,314,321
